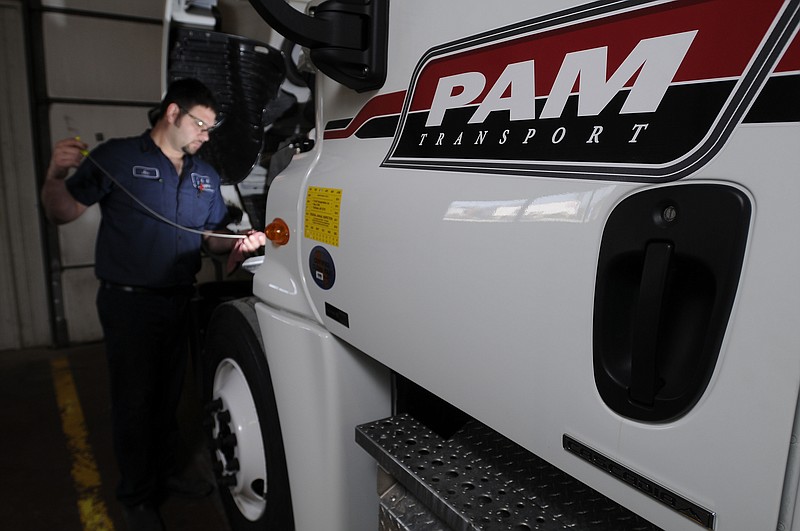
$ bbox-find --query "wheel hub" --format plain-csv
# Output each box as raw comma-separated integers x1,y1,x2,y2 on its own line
207,358,268,520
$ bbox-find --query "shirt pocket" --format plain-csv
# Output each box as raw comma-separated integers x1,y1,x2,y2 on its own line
180,177,218,229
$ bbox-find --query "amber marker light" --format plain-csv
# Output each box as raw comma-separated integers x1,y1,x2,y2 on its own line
265,218,290,246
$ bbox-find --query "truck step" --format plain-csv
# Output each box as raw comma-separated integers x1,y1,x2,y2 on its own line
356,414,660,530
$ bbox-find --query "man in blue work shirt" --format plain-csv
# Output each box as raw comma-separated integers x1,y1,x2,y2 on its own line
41,78,266,531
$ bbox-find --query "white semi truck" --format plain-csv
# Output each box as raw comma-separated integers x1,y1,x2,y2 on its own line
196,0,800,529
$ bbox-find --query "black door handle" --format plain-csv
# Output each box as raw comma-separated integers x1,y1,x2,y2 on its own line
629,241,673,407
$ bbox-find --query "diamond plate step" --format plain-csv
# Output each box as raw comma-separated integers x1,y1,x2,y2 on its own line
357,414,661,531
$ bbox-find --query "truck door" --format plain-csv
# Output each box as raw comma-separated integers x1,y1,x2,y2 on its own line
257,0,800,528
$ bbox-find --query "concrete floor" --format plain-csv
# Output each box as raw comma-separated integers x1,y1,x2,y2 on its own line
0,342,232,531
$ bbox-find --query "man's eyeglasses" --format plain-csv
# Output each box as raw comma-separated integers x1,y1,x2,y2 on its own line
179,106,222,133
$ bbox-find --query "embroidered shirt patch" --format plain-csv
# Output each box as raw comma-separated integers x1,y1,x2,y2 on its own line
132,166,160,179
191,173,215,193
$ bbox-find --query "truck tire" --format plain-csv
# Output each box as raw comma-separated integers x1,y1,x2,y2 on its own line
202,299,294,530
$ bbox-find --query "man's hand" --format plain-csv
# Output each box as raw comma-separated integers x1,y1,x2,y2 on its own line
47,138,88,180
40,138,89,224
226,230,267,274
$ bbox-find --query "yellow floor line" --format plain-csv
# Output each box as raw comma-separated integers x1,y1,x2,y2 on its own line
51,356,115,531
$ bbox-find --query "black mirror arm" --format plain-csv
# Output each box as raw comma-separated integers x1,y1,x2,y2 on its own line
248,0,388,92
248,0,360,49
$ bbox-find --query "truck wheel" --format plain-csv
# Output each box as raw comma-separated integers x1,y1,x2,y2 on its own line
202,300,293,530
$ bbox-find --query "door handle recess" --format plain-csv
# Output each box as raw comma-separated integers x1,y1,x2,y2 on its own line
594,184,750,422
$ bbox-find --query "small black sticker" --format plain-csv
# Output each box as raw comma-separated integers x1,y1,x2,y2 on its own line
325,303,349,328
309,246,336,290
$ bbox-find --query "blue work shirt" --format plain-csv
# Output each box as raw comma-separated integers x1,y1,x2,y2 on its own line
66,131,229,288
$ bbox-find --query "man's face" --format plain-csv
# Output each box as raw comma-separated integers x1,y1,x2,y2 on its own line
174,105,217,155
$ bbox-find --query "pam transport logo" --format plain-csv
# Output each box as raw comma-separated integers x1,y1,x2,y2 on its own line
382,0,800,182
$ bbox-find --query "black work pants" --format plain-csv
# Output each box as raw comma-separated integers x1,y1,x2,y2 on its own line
96,284,193,507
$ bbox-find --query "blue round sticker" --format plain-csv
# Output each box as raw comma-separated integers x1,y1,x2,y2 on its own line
309,246,335,290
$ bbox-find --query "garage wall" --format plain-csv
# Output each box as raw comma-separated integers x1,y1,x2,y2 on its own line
37,0,164,344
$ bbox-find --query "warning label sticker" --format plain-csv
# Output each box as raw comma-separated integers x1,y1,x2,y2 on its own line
304,187,342,246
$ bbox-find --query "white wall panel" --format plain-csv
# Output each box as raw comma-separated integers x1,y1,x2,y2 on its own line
57,206,100,267
61,268,102,343
43,13,162,101
42,0,164,21
50,103,152,144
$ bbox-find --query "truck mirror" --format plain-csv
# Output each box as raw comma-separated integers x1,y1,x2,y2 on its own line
248,0,389,92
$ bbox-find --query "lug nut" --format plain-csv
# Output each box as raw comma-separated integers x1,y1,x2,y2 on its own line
226,458,240,473
204,398,223,414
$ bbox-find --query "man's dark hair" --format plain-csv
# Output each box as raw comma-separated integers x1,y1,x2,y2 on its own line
155,78,219,122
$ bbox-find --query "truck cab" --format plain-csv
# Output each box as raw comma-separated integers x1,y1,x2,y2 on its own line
197,1,800,529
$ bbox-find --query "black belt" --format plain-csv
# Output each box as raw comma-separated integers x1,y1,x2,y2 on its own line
100,281,195,297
